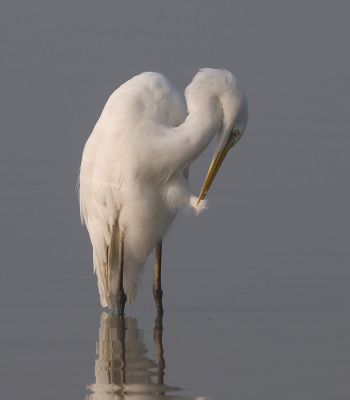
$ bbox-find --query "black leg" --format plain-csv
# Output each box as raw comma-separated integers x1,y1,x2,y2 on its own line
153,241,164,313
117,230,127,315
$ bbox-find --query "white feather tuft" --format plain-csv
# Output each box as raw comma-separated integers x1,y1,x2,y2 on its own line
190,196,208,214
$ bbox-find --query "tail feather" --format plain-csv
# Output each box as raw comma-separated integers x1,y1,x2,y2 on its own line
93,252,108,308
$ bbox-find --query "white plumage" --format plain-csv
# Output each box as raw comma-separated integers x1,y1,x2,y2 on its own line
79,68,248,309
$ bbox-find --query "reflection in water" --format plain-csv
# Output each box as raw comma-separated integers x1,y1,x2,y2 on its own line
87,313,208,400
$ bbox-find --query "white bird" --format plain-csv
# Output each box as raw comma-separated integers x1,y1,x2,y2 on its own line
79,68,248,314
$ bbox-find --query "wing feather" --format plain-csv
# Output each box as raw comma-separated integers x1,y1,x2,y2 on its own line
79,114,121,308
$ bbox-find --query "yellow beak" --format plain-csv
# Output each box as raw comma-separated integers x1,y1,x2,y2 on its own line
196,131,240,207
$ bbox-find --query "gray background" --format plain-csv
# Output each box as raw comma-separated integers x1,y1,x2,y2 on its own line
0,1,349,399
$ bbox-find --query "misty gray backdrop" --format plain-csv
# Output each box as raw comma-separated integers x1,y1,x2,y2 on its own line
1,1,349,400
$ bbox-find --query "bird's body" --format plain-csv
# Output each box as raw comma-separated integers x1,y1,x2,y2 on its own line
79,69,248,310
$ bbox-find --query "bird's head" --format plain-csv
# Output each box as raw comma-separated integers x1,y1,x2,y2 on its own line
196,69,248,207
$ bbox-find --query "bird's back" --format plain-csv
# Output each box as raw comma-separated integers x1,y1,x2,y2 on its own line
105,72,187,127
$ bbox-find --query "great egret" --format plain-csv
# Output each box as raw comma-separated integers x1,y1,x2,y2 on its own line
79,68,248,314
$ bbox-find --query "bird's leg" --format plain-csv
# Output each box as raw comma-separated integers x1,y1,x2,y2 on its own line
153,313,165,395
153,241,164,313
117,230,127,315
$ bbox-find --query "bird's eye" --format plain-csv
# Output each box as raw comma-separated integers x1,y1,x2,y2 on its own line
227,130,240,149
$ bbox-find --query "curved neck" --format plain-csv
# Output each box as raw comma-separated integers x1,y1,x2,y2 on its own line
166,97,222,171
